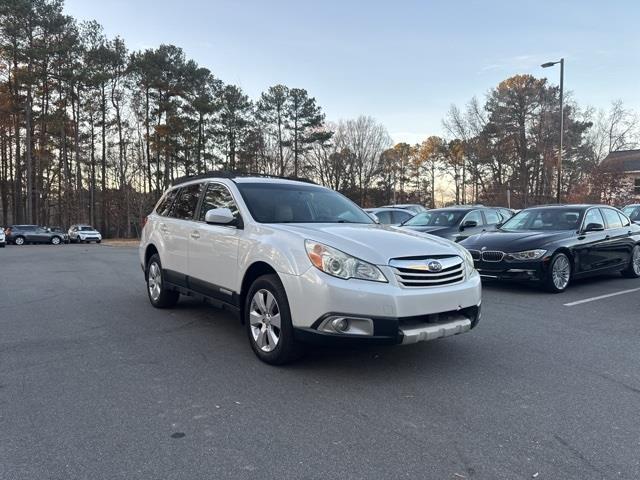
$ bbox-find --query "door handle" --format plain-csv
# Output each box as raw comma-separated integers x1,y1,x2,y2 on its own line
190,231,200,240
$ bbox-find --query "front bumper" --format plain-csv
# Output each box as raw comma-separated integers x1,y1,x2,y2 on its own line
474,258,549,281
280,265,482,346
294,305,480,346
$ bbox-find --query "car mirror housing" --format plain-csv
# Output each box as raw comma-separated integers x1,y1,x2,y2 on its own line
460,220,478,230
205,208,236,225
584,222,605,232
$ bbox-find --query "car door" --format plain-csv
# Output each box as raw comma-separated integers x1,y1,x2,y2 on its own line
574,208,609,273
160,183,204,283
30,227,49,243
600,208,630,269
457,210,485,241
188,182,242,301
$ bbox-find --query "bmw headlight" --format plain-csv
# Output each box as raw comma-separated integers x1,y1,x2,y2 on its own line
305,240,387,282
509,249,547,260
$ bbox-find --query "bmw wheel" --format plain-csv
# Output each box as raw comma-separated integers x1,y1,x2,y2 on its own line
146,253,179,308
622,244,640,278
544,252,571,293
245,274,301,365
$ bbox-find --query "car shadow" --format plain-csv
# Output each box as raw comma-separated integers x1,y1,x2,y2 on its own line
480,271,629,295
164,296,482,381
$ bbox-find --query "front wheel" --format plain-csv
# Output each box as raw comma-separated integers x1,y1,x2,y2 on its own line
51,236,61,245
245,274,301,365
146,254,179,308
96,239,101,244
14,236,25,246
622,245,640,278
544,252,571,293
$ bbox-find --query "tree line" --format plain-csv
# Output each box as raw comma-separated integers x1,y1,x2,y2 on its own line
1,0,638,237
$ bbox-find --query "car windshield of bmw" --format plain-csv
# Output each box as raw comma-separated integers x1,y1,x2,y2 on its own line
236,182,374,224
500,208,583,231
402,210,463,227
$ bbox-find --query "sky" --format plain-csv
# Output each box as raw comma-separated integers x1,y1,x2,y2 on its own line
64,0,640,145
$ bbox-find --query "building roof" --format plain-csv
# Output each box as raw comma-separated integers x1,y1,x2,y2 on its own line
602,149,640,172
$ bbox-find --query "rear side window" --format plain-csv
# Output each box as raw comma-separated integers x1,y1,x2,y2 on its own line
198,183,240,222
464,210,484,225
601,208,622,229
392,210,413,224
156,189,178,217
618,212,631,227
484,209,501,224
374,211,393,224
171,184,204,220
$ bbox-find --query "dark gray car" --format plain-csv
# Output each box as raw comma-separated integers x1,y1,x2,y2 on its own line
5,225,66,246
399,207,505,242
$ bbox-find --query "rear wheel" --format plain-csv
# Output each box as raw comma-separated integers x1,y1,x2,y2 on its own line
245,274,301,365
51,236,61,245
146,253,179,308
622,245,640,278
544,252,571,293
14,236,25,246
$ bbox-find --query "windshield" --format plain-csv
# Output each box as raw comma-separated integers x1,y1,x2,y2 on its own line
403,210,463,227
80,226,95,231
236,183,374,224
501,208,583,231
622,206,640,221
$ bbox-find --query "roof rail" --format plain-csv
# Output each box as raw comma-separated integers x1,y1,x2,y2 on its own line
171,170,317,187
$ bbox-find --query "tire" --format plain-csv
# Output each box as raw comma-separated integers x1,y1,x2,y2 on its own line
96,240,101,244
51,236,61,245
245,274,301,365
543,252,572,293
621,244,640,278
145,253,179,308
14,236,25,246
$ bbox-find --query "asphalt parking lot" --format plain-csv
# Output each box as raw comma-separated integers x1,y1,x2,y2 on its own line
1,245,639,480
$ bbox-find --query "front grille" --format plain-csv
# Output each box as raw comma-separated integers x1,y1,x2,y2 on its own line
389,255,465,288
480,251,505,262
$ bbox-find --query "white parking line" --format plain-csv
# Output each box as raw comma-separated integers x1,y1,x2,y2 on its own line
564,287,640,307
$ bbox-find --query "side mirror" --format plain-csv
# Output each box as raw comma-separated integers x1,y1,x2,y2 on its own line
460,220,478,231
205,208,236,225
583,222,605,232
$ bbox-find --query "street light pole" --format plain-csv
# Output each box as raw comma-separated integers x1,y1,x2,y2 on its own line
541,58,564,204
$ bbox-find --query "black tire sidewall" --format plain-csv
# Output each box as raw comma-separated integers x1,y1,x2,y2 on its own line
622,245,640,278
244,274,298,365
145,253,179,308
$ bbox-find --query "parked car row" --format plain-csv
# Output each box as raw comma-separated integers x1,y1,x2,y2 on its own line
2,224,102,245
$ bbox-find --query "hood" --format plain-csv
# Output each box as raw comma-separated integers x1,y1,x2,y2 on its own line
400,225,455,236
460,229,574,252
269,223,463,265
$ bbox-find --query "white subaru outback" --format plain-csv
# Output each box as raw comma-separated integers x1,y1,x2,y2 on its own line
139,174,482,364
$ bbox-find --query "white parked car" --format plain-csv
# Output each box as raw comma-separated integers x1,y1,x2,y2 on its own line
0,229,5,247
69,224,102,243
139,174,482,364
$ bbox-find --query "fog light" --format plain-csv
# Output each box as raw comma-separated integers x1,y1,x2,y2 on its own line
331,318,349,332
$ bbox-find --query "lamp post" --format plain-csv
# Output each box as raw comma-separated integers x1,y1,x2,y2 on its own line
541,58,564,204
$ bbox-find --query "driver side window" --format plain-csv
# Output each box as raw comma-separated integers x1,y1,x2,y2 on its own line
583,209,604,229
463,210,483,226
198,183,240,222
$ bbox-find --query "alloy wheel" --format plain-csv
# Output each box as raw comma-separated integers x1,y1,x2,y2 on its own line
52,237,60,245
249,289,281,352
147,262,162,301
15,237,24,246
552,255,571,290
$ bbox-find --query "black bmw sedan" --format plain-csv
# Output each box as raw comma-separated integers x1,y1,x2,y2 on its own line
460,205,640,292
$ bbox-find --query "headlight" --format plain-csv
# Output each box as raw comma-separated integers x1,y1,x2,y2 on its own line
509,249,547,260
305,240,387,282
459,247,475,272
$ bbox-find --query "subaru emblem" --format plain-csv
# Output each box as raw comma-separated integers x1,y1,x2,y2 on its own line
427,260,443,272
